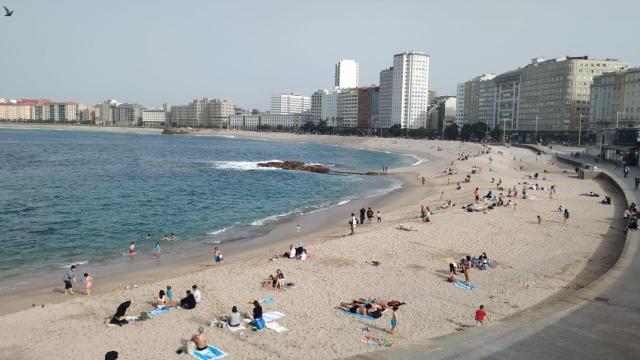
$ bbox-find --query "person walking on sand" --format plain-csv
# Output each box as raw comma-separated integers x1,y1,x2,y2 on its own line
421,176,426,186
537,215,542,224
475,305,488,325
366,207,374,224
564,209,570,224
624,166,630,178
377,210,382,223
155,241,161,257
296,224,302,233
83,273,93,296
474,188,480,202
389,306,399,335
63,265,77,295
635,176,639,190
350,213,357,235
359,207,366,226
128,241,135,257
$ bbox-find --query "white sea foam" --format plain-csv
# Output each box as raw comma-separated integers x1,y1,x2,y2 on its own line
207,226,233,235
210,160,283,171
250,210,299,226
58,260,89,269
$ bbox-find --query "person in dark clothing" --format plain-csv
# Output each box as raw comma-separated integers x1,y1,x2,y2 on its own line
253,300,263,320
359,208,366,225
110,301,131,326
180,290,197,310
105,351,119,360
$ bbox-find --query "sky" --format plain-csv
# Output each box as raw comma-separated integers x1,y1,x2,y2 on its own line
0,0,638,110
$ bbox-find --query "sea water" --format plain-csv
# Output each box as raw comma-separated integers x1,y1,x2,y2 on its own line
0,128,417,288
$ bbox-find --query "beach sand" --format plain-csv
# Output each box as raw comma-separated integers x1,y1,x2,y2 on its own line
0,126,626,359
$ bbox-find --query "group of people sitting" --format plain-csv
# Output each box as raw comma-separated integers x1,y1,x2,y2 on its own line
263,269,286,290
449,252,493,276
153,284,202,310
283,243,307,260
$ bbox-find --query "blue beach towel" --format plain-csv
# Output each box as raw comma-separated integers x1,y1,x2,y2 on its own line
147,307,170,318
340,310,376,320
191,345,228,360
454,279,475,290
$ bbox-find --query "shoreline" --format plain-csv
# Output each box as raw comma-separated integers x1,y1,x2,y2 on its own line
0,124,625,360
0,124,445,315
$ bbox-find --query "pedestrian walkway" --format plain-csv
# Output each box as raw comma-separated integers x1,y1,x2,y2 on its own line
349,145,640,360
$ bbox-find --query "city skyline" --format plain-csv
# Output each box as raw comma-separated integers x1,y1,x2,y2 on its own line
1,0,639,109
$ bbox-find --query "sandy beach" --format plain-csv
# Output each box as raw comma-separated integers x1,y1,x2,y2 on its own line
0,125,626,360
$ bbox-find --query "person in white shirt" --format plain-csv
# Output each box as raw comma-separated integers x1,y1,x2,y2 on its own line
192,285,201,303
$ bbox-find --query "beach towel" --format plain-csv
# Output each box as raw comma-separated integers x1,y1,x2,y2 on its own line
147,306,170,318
227,324,245,332
265,321,289,333
454,279,475,290
361,335,393,347
191,345,228,360
248,296,273,305
262,311,286,322
341,310,376,320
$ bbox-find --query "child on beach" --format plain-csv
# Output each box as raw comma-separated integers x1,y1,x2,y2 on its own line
475,305,488,325
214,247,223,264
83,273,93,296
389,306,399,335
377,211,382,223
166,285,173,302
537,215,542,224
155,241,161,257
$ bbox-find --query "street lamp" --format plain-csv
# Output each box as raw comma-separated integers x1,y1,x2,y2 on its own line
578,114,583,146
535,116,540,143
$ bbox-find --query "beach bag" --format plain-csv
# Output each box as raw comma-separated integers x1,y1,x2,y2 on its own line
186,341,196,355
254,317,265,330
447,275,454,283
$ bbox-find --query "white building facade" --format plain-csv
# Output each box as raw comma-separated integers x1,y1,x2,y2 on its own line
270,93,310,115
142,109,167,128
229,114,303,131
391,51,430,129
335,59,359,89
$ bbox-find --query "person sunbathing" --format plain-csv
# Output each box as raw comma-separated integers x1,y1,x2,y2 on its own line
156,290,169,308
275,269,285,290
351,299,383,311
336,302,382,318
190,327,208,352
263,275,276,289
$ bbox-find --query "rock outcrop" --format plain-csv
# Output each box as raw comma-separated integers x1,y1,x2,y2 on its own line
257,161,330,174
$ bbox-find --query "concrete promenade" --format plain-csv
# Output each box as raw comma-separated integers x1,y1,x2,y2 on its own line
349,145,640,360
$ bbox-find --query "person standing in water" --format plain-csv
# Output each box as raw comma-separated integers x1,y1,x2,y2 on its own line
129,241,135,257
63,265,77,295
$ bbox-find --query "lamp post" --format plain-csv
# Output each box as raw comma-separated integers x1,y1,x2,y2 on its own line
535,116,540,143
578,114,583,146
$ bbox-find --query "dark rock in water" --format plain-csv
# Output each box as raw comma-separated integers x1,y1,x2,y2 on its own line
257,161,330,174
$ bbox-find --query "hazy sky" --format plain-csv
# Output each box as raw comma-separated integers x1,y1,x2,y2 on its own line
1,0,638,109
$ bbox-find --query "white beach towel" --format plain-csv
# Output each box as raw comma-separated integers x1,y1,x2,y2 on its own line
265,321,289,333
262,311,286,322
227,324,245,332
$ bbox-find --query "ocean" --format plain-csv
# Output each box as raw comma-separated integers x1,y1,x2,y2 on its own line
0,128,417,289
